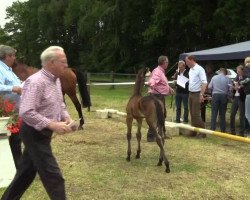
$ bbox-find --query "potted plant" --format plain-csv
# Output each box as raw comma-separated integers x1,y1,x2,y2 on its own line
0,95,21,137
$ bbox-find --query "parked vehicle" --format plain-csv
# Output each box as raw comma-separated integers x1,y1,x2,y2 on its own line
216,69,237,80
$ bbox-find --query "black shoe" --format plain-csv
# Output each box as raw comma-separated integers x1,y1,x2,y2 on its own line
175,120,181,123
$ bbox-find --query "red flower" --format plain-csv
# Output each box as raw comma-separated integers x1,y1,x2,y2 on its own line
0,96,20,134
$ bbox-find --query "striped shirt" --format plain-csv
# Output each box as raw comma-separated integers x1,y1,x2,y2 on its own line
19,69,69,131
188,64,207,92
0,60,21,108
148,66,170,95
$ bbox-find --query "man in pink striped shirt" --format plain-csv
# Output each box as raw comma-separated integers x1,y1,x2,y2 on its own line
147,55,174,142
1,46,73,200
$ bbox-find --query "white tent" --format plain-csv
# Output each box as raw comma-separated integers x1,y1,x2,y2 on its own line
179,40,250,61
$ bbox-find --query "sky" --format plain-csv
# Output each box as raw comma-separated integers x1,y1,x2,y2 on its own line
0,0,27,27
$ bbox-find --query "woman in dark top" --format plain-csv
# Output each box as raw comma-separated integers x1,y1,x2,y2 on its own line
230,65,246,136
173,60,189,123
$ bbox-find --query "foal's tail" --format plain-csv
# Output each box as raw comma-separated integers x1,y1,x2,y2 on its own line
154,98,165,128
72,69,91,108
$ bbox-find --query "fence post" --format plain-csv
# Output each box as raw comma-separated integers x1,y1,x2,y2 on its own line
110,71,115,89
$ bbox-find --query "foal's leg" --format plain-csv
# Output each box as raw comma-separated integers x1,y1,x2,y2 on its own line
126,115,133,161
155,126,170,173
135,118,142,159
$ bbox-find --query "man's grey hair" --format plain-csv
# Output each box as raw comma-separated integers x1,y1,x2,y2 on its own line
178,60,185,65
0,45,16,60
40,46,64,66
158,55,168,65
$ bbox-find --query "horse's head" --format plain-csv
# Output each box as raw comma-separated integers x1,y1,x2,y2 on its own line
137,67,150,80
12,61,39,81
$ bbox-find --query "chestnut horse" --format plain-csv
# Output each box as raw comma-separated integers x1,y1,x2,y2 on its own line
126,68,170,173
12,62,91,129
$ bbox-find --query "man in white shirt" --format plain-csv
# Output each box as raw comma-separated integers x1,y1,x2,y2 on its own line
185,55,207,137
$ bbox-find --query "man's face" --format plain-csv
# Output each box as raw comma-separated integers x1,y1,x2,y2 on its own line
5,53,16,67
178,63,185,71
162,59,169,69
51,52,68,77
185,57,192,68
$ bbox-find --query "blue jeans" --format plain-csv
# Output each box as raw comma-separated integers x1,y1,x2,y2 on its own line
210,93,228,132
175,93,189,122
230,96,245,136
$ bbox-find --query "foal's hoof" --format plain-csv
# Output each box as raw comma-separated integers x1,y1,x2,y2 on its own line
157,162,162,166
78,126,83,130
165,163,170,173
165,168,170,173
126,157,131,162
135,155,140,159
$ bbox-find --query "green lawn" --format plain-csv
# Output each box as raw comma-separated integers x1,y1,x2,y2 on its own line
0,86,249,200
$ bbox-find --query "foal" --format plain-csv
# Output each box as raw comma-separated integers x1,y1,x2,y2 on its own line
126,68,170,173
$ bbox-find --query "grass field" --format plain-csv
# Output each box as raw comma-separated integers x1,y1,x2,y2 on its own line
0,85,249,200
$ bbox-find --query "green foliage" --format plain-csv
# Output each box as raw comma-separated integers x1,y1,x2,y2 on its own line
0,0,249,72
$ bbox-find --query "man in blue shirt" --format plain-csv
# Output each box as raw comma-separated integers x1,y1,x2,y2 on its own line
0,45,22,169
208,68,231,132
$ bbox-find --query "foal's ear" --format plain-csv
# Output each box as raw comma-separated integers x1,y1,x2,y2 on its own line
145,67,151,77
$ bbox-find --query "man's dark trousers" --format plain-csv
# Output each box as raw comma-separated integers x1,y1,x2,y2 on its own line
8,134,22,169
1,123,66,200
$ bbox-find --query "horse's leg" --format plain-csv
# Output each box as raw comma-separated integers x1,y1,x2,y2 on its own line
126,115,133,161
156,126,170,173
135,118,142,159
68,94,84,129
147,121,170,173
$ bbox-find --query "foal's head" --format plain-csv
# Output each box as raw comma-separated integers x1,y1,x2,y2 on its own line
133,68,149,96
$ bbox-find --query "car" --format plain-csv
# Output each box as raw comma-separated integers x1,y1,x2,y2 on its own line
215,68,237,80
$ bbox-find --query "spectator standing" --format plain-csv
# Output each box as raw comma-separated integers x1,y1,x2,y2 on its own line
230,65,246,136
0,45,22,169
147,55,174,142
208,68,231,132
240,57,250,134
185,55,207,137
201,63,215,122
1,46,74,200
172,60,189,123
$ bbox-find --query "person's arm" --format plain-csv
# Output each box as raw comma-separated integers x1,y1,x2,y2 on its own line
0,72,12,91
199,68,208,102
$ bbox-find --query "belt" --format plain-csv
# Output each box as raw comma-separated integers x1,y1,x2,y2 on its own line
189,91,200,94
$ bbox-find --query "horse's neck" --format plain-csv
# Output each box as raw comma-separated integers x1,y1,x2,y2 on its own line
133,76,144,96
12,64,38,81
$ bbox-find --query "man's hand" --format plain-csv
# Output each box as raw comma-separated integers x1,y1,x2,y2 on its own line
200,95,205,103
47,121,72,134
169,87,174,95
12,86,22,94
